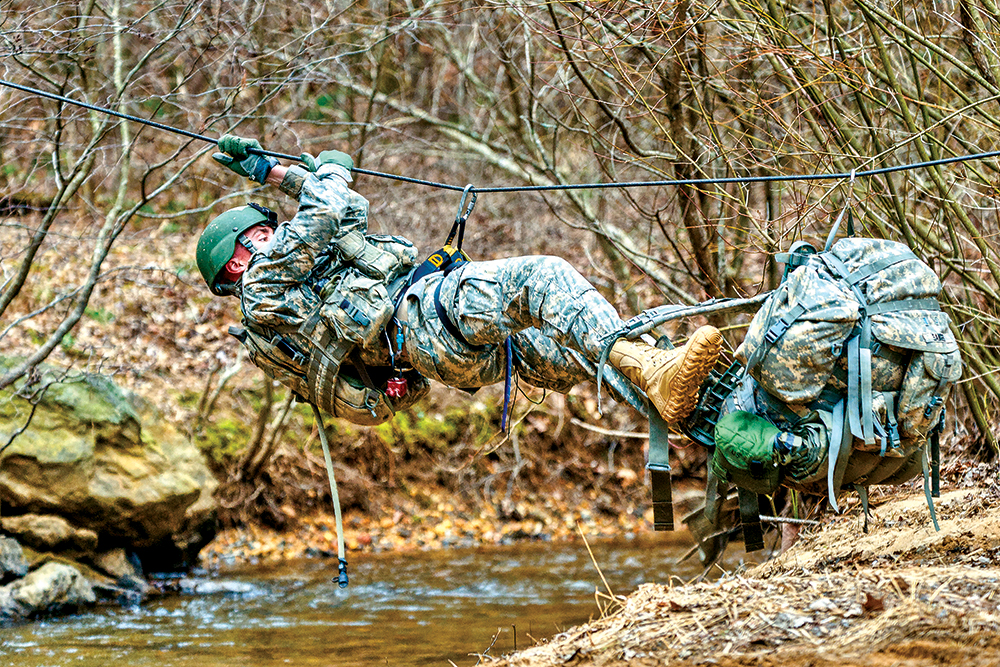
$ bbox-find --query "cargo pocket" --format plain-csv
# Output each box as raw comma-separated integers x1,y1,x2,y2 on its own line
315,269,394,350
896,349,962,439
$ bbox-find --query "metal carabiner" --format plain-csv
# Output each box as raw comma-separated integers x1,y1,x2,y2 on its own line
447,184,477,249
455,184,477,225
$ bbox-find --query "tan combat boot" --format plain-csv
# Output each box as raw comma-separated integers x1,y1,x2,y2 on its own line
609,325,723,423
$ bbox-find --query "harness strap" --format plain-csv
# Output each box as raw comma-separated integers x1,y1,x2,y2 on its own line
882,392,900,455
855,484,871,533
432,276,485,351
866,297,941,314
428,260,517,429
931,410,945,498
647,396,674,531
737,488,764,552
743,303,808,374
827,398,853,511
843,250,918,285
921,440,941,532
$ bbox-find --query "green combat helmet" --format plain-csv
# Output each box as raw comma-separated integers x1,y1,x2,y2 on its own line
196,204,276,295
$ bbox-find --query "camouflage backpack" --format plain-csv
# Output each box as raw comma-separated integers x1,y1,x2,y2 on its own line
730,229,962,519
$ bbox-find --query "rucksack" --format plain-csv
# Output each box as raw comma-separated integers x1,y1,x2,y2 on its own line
707,223,963,548
678,218,962,557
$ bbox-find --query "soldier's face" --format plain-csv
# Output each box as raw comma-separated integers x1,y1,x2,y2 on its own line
220,224,274,283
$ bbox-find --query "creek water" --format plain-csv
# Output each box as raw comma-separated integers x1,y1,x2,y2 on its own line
1,535,757,667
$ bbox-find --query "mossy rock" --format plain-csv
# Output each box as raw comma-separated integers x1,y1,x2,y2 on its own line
0,358,217,556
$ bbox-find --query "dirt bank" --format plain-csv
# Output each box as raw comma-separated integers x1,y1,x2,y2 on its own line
487,479,1000,667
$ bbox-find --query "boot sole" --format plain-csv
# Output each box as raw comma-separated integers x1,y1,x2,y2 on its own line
662,326,723,423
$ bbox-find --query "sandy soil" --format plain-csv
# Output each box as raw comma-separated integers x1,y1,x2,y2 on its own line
487,480,1000,667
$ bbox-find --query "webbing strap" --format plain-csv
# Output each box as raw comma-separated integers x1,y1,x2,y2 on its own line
856,484,871,533
843,250,917,285
743,302,808,374
931,410,945,498
738,488,764,552
432,275,485,351
647,399,674,531
882,392,899,455
827,398,853,512
921,441,941,532
860,319,874,444
866,298,940,315
846,335,863,441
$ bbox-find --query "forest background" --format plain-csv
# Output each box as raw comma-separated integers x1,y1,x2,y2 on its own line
1,0,998,538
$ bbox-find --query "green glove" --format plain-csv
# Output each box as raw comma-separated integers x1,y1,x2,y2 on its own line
213,134,278,184
299,150,354,173
711,411,782,494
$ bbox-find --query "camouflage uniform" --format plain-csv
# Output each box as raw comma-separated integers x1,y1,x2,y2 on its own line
240,163,627,401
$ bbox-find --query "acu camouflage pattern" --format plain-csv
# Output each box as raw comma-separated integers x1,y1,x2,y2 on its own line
400,255,625,392
733,236,962,492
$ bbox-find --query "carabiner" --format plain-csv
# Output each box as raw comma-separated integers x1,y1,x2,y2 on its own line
446,184,477,249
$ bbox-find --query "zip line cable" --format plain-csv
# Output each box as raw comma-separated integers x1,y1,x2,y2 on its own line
4,77,1000,196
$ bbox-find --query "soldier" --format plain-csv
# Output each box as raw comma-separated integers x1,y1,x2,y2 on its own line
196,134,723,426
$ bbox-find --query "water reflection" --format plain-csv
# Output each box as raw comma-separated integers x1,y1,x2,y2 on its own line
1,534,760,666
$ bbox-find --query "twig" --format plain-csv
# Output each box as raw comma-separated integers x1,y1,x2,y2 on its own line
569,417,649,439
576,521,616,602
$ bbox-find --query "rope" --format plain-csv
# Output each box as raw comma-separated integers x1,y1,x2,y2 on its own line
311,403,349,589
4,76,1000,195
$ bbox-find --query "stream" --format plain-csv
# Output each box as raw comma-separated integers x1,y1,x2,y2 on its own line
1,535,758,666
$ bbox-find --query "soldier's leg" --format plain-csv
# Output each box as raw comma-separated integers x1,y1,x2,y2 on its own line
403,255,720,421
509,328,642,409
441,256,722,421
445,255,622,357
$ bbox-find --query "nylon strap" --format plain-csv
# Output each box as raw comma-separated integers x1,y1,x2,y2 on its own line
738,488,764,552
743,302,808,374
860,319,874,444
921,441,941,532
432,275,486,351
827,398,853,512
882,392,899,455
856,484,871,533
931,411,944,498
843,250,918,285
647,398,674,531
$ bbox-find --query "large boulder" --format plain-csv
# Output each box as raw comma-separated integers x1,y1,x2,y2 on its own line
0,362,218,571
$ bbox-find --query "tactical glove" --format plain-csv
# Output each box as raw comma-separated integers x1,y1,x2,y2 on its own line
711,410,783,494
299,149,354,173
213,134,278,184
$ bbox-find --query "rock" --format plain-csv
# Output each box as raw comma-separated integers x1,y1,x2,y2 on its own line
0,361,217,570
1,514,99,555
0,537,28,582
0,561,95,623
177,578,260,596
93,548,148,597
